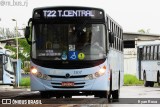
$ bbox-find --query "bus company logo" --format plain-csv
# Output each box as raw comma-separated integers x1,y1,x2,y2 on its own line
65,73,70,78
2,99,11,104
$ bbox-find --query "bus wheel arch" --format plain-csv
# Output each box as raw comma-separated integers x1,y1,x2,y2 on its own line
143,70,149,87
143,70,154,87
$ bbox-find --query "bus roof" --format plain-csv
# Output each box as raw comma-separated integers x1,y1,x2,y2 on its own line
33,6,104,12
137,40,160,47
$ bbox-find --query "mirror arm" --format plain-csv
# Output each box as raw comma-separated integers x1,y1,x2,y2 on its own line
26,39,32,45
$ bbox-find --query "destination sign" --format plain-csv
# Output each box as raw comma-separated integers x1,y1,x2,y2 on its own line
43,10,95,18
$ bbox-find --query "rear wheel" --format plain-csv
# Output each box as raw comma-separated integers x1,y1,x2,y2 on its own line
149,82,154,87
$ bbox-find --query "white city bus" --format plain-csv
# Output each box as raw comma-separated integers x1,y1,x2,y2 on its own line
25,6,124,99
0,48,15,85
137,41,160,87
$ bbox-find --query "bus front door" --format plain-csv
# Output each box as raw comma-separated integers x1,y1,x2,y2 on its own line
0,54,3,83
138,47,143,80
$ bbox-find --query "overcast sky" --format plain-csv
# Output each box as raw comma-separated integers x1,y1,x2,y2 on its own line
0,0,160,34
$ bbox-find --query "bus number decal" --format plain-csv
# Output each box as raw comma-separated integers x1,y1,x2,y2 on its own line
43,10,95,18
74,71,82,75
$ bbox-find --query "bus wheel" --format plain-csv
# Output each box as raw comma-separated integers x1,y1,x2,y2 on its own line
56,95,63,99
65,95,72,98
40,91,51,98
98,91,108,98
157,72,160,86
149,82,154,87
144,72,150,87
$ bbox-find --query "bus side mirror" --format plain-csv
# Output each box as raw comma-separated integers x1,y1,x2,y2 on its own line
109,32,115,43
25,26,31,45
25,26,30,38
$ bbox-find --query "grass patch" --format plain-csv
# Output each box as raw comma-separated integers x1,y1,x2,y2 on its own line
20,77,30,86
124,74,143,86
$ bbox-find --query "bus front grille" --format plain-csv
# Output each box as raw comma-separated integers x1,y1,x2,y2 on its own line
48,75,87,78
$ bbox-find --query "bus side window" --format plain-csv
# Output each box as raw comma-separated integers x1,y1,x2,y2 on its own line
158,45,160,60
154,45,157,60
150,46,154,60
146,46,148,60
147,46,150,60
143,46,146,60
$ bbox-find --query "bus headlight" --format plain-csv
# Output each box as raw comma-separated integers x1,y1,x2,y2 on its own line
85,66,106,80
94,66,106,78
31,66,51,80
30,67,38,74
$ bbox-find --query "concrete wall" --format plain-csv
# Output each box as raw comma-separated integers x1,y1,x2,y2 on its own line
124,48,137,75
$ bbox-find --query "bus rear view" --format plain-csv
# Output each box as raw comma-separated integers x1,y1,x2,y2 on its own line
25,6,124,100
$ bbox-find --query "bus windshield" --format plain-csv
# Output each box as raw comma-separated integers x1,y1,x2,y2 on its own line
32,23,106,61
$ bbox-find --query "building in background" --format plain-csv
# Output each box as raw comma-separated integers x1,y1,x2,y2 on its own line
124,32,160,75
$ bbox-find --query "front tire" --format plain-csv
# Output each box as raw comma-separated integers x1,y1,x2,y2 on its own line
65,95,72,98
40,91,51,98
96,91,108,98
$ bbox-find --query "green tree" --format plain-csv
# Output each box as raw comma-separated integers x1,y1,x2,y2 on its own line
138,29,150,33
5,38,30,65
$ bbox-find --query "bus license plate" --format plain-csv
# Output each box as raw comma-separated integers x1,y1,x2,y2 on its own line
62,82,74,86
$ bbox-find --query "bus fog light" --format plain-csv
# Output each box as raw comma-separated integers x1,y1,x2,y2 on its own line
95,72,100,77
37,72,43,78
85,74,94,80
88,74,93,79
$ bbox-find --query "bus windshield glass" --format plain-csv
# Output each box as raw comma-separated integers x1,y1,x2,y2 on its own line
32,23,106,61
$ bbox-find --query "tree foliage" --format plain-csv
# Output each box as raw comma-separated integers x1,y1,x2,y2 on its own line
0,27,23,40
138,29,150,34
5,39,30,65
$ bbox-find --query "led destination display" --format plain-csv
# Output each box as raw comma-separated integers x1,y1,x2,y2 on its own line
43,10,95,17
33,8,104,19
